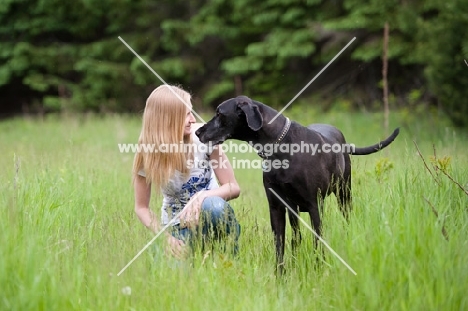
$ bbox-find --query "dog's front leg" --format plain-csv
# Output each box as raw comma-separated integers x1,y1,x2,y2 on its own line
269,206,286,275
308,202,326,265
288,208,302,254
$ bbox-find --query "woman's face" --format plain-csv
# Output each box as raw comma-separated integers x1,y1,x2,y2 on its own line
184,106,196,136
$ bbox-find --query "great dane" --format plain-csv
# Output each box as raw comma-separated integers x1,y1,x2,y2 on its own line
195,95,399,272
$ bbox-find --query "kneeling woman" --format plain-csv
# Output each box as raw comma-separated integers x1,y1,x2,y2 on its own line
133,85,241,259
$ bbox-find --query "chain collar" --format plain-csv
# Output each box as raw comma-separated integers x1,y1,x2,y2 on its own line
257,117,291,159
275,117,291,144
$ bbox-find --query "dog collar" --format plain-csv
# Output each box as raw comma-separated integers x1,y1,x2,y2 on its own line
257,117,291,159
275,117,291,144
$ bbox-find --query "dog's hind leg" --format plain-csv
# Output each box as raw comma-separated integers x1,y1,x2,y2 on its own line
335,154,352,220
336,178,352,220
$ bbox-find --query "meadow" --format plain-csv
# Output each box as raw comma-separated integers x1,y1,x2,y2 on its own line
1,107,467,310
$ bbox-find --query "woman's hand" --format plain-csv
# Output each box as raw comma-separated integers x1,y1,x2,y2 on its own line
165,234,189,259
178,191,207,228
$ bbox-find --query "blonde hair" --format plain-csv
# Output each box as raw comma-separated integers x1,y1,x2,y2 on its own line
133,85,193,190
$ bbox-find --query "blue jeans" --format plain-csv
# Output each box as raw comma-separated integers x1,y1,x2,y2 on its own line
171,196,241,255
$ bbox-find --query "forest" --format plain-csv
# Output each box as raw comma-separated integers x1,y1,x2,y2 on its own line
1,0,467,126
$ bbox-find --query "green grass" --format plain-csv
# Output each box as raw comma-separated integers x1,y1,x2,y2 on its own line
1,110,467,310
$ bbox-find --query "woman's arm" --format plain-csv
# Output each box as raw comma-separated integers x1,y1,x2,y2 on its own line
207,145,241,200
179,145,240,227
134,174,160,232
134,174,187,258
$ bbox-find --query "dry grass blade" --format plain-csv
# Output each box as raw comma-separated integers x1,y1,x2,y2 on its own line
431,143,468,196
438,169,468,196
423,197,449,241
413,140,440,185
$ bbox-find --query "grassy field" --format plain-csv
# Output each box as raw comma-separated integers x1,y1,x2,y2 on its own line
1,108,467,310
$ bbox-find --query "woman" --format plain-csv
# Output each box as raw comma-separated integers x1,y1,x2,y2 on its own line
133,84,241,259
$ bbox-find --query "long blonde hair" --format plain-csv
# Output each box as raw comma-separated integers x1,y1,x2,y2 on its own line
133,85,193,190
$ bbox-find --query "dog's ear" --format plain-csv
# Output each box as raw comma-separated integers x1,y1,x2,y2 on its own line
236,97,263,131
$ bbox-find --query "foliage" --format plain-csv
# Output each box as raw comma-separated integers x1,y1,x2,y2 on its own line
0,0,467,126
430,155,452,174
0,0,200,113
373,157,394,183
418,0,468,127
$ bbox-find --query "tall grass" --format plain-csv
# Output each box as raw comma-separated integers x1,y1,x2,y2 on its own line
1,110,467,310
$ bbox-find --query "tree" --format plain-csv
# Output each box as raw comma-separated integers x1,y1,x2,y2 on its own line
0,0,202,114
419,0,468,127
0,0,467,128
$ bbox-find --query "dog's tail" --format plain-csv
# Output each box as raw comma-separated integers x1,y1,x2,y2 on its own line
349,128,400,155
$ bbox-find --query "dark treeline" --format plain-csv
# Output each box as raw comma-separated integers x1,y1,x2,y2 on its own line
1,0,467,126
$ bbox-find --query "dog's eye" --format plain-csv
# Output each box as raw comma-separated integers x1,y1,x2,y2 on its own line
215,111,225,125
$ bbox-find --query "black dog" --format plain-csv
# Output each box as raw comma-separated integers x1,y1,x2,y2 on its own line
196,96,399,272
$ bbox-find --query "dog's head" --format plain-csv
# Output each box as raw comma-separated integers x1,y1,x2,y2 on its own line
196,95,263,145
